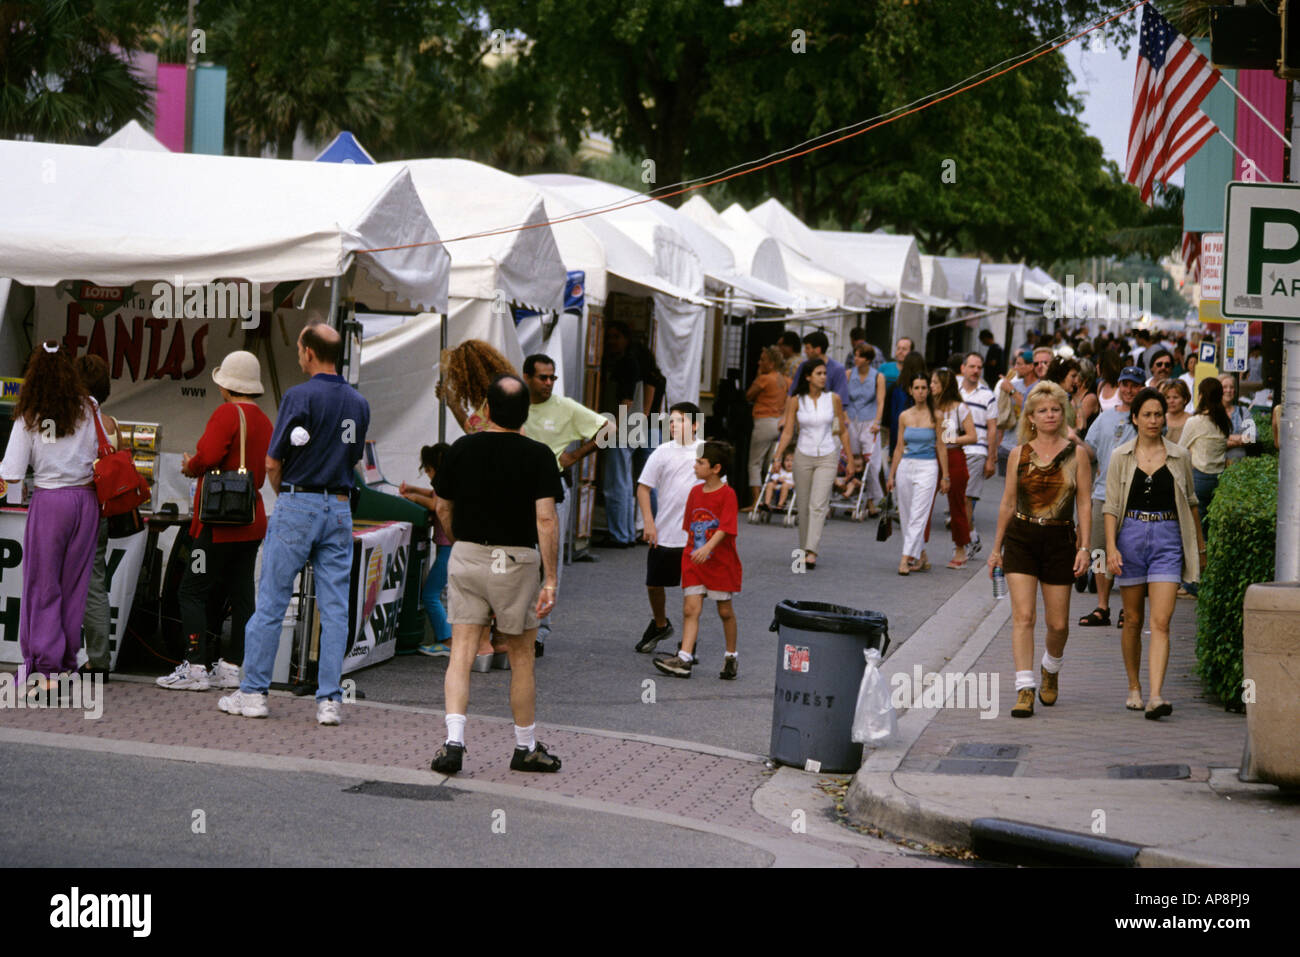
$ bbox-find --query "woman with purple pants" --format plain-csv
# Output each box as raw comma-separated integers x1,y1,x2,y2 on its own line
0,342,102,697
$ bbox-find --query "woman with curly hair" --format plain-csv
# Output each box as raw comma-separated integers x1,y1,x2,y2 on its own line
438,339,518,435
0,342,103,696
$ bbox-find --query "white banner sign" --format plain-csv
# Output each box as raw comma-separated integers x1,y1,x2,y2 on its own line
1200,233,1224,300
0,509,147,669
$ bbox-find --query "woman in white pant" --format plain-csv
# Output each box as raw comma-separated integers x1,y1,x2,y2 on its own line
887,372,950,575
775,358,852,571
844,344,886,515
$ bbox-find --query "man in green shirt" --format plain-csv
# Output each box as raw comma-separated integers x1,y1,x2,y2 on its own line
523,353,612,653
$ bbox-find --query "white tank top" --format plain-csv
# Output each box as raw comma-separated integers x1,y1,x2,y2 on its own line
795,393,837,457
1098,381,1122,413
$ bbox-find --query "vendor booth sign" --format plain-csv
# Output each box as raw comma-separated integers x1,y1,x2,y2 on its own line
343,521,411,673
0,511,146,670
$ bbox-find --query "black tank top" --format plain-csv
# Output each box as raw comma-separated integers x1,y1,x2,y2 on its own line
1126,464,1175,513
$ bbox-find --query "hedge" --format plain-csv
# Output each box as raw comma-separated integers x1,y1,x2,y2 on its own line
1195,455,1278,709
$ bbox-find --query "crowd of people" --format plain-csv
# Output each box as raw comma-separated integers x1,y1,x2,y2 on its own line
1,312,1281,776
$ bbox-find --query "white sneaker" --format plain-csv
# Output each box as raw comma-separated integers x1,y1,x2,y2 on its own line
218,690,268,718
156,662,210,691
210,659,242,689
317,699,341,726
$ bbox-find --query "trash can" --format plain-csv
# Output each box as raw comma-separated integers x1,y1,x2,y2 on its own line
769,600,890,773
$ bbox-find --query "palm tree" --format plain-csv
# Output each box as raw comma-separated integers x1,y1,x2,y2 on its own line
0,0,153,143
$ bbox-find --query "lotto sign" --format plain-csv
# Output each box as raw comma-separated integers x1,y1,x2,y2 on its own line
783,644,810,673
1222,182,1300,321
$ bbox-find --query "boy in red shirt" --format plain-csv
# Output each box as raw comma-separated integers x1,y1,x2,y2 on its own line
653,441,742,679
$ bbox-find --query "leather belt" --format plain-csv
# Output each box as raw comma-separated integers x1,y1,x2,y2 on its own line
1014,511,1073,527
280,484,350,496
1125,510,1175,522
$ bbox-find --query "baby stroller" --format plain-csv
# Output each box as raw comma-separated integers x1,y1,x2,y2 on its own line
748,460,798,527
828,451,873,522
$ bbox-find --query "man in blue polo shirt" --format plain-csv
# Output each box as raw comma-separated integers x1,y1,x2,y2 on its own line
218,322,370,726
786,330,850,405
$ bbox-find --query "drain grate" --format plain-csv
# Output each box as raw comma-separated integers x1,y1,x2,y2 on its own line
1107,764,1190,780
935,758,1019,776
343,780,453,801
950,743,1023,760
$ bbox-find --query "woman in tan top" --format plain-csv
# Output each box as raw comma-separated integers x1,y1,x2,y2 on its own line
989,381,1092,718
1159,379,1190,443
745,346,789,510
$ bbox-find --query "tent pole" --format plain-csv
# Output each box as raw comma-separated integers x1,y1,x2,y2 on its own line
438,311,447,443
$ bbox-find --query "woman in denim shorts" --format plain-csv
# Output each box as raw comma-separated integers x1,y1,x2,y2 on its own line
1103,389,1205,720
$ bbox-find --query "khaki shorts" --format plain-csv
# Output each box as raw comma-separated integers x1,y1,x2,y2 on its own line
447,541,541,635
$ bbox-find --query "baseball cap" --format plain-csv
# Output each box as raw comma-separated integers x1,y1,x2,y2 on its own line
1118,366,1146,385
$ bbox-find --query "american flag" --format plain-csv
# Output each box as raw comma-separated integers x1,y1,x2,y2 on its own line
1125,5,1221,205
1180,231,1200,287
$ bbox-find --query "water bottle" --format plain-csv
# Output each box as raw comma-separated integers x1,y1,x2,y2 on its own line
992,565,1008,600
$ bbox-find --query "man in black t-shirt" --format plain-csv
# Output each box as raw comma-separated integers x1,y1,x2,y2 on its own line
431,375,564,774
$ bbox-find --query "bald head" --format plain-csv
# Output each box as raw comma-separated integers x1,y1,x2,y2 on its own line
487,374,530,430
297,321,341,376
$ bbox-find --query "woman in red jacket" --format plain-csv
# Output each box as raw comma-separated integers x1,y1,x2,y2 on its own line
157,351,273,692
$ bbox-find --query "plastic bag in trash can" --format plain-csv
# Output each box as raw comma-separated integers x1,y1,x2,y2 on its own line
851,648,896,744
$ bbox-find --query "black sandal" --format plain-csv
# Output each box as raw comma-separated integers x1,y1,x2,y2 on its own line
1078,607,1110,627
1117,609,1125,628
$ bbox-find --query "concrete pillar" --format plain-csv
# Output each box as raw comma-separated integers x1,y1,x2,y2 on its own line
1242,582,1300,790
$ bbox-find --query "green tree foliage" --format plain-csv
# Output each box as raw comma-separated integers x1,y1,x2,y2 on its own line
483,0,1146,264
0,0,155,143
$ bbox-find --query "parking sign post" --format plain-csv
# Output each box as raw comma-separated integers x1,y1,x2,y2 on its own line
1222,181,1300,581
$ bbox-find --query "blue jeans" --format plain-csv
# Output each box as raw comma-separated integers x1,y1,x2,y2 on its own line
1192,468,1219,540
240,491,354,701
603,446,635,543
422,544,451,643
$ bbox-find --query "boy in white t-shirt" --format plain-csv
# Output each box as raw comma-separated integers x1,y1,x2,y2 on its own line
634,402,703,654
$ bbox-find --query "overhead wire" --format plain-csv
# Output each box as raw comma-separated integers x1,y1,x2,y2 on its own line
358,0,1150,255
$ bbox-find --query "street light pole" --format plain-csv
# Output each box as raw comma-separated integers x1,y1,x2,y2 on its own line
1278,80,1300,582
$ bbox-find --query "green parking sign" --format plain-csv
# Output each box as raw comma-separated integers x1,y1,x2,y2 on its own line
1222,181,1300,321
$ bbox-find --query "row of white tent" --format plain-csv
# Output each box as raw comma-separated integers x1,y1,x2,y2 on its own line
0,124,1056,488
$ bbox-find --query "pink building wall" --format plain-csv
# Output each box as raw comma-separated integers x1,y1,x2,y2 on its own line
155,63,188,153
1234,70,1286,183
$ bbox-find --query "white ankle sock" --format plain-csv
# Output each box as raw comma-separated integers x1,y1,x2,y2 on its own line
678,650,693,663
445,713,466,746
1015,670,1036,691
724,651,738,659
514,723,536,751
1041,652,1063,674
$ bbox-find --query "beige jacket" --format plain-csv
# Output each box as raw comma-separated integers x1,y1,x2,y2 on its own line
1102,437,1203,582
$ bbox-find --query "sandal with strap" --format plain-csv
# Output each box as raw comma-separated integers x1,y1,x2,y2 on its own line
1117,608,1125,629
1078,607,1111,627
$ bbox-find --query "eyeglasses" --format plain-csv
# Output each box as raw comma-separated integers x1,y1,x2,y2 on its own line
1034,360,1049,367
533,374,557,382
1153,362,1170,370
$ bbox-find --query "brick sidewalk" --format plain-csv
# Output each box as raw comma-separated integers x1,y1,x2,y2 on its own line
900,589,1245,780
0,678,950,867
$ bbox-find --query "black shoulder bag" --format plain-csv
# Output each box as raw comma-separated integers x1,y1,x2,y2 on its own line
198,405,256,526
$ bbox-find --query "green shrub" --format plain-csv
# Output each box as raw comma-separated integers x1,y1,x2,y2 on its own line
1196,455,1278,709
1251,409,1276,455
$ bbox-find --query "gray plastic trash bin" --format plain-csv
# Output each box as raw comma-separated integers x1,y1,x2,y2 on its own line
769,600,890,773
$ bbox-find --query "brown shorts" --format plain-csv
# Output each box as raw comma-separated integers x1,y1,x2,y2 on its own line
447,541,541,635
1002,517,1076,586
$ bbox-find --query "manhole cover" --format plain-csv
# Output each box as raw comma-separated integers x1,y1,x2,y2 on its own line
1106,764,1190,780
950,743,1022,760
935,758,1019,776
343,781,453,801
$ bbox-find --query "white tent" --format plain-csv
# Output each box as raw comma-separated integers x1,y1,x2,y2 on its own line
99,120,170,152
983,263,1047,352
2,139,450,452
526,174,713,406
920,255,947,302
0,140,448,307
819,230,929,350
349,158,571,480
933,257,987,307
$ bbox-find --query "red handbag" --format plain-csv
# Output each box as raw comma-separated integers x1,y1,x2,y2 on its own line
92,410,151,517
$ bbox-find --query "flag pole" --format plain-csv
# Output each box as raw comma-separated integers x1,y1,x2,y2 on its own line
1214,129,1274,182
1215,74,1293,151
